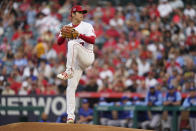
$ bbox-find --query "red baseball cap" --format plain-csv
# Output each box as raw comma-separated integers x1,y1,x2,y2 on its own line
71,5,87,14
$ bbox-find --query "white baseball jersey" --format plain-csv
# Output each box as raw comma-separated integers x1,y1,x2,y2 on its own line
59,21,96,51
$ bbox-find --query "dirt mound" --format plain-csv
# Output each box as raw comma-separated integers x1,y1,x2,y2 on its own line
0,122,152,131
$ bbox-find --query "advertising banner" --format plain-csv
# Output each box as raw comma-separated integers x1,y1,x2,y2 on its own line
0,95,68,125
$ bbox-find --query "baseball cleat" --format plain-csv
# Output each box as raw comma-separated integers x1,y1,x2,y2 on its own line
57,69,73,80
67,118,74,124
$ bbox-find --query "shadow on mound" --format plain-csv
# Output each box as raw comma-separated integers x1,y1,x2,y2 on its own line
0,122,153,131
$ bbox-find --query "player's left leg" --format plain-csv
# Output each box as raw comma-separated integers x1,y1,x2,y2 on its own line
57,41,76,80
77,49,94,70
57,41,94,80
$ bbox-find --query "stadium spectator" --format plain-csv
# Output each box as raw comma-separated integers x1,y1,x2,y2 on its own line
182,87,196,131
56,112,67,123
77,99,93,124
141,86,162,130
158,0,173,18
1,82,15,95
169,0,184,10
132,96,143,106
84,76,98,92
145,72,158,89
0,75,5,94
185,21,196,37
98,97,113,126
109,12,124,28
57,79,67,94
107,96,132,127
18,81,29,95
137,54,151,76
39,112,50,122
161,85,182,131
184,4,196,19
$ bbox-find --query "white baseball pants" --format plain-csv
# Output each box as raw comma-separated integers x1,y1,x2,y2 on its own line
66,41,94,120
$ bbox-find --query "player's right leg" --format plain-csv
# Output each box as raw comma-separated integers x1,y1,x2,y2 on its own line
66,65,83,123
67,118,74,124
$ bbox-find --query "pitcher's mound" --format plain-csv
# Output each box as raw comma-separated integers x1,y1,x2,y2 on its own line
0,122,152,131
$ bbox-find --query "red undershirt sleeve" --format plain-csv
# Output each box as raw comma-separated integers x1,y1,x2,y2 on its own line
57,36,65,45
79,34,96,44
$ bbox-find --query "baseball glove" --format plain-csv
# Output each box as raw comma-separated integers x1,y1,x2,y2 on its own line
61,26,79,39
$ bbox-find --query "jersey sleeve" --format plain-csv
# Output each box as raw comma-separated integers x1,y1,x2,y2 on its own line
176,92,182,101
144,93,149,105
86,24,96,37
182,98,190,107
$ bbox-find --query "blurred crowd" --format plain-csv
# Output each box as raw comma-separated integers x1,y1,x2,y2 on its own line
0,0,195,97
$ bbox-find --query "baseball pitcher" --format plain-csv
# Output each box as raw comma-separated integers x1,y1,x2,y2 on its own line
57,5,96,123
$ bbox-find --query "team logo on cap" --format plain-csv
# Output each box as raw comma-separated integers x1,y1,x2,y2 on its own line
73,8,76,11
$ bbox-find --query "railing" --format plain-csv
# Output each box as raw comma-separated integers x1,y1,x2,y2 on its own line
76,92,189,98
93,105,196,131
